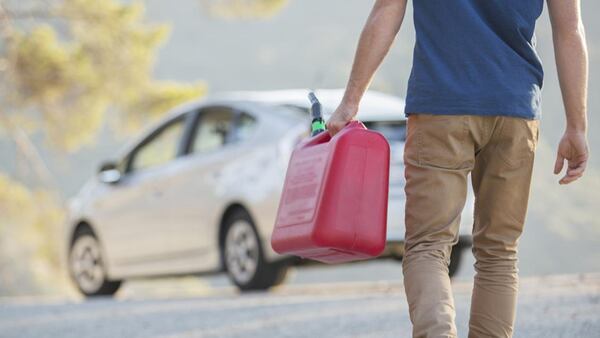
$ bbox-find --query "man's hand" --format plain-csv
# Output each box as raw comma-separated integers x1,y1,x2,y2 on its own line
327,104,357,136
548,0,589,185
554,130,589,184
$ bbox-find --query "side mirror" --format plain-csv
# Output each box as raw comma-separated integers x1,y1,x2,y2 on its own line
98,161,121,184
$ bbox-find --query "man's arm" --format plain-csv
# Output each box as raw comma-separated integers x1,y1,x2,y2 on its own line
547,0,589,184
327,0,408,136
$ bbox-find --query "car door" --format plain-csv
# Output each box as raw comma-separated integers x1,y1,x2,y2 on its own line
164,107,258,268
98,115,190,265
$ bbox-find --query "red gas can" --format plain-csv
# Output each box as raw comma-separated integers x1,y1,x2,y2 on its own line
271,121,390,264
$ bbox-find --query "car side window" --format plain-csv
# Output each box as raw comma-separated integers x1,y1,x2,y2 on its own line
190,108,235,154
232,113,257,142
129,118,186,172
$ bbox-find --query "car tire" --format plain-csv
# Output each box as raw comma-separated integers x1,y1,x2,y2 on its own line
448,245,463,278
222,209,288,291
69,227,121,297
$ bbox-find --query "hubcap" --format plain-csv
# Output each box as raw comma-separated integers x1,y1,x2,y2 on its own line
70,235,105,294
225,220,259,284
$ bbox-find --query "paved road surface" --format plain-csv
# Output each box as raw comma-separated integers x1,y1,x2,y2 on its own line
0,268,598,338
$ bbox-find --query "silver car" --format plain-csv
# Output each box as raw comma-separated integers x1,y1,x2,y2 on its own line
66,89,473,297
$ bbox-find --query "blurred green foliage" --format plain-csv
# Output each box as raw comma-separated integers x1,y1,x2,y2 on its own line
201,0,288,19
3,0,206,151
0,0,208,295
0,173,66,295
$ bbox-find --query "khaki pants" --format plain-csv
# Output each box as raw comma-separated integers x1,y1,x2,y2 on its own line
402,114,539,338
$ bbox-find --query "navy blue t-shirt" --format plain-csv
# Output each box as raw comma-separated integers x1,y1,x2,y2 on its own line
405,0,544,119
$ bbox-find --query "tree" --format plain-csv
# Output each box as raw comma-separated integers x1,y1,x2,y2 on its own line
0,0,205,295
1,0,206,153
0,173,65,296
200,0,288,19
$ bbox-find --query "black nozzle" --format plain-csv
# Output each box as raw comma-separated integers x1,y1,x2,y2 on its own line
308,92,323,120
308,91,326,136
308,92,319,106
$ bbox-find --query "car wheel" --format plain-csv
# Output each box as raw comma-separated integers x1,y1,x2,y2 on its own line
69,228,121,297
448,245,463,278
222,209,288,291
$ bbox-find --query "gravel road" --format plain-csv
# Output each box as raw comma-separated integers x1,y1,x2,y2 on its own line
0,269,598,338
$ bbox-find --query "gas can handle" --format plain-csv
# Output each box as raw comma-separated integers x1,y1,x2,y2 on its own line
303,128,331,147
303,120,365,148
345,120,366,130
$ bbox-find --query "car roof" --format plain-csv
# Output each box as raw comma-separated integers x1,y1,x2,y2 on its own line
115,98,301,160
214,89,406,122
115,89,405,160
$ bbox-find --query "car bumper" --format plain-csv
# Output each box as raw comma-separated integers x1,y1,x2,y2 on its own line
384,234,472,259
385,186,475,242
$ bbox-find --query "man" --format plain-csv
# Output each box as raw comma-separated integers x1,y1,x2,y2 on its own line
327,0,589,337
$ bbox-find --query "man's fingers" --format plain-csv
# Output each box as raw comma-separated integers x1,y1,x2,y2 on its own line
326,122,334,135
554,153,565,174
326,123,341,137
559,172,583,185
566,160,587,177
554,133,588,185
327,121,348,137
557,156,587,184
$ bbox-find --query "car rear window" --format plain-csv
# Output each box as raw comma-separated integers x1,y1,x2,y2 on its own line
363,121,407,143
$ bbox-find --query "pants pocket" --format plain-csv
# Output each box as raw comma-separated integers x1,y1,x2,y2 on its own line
494,118,539,169
412,114,472,170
